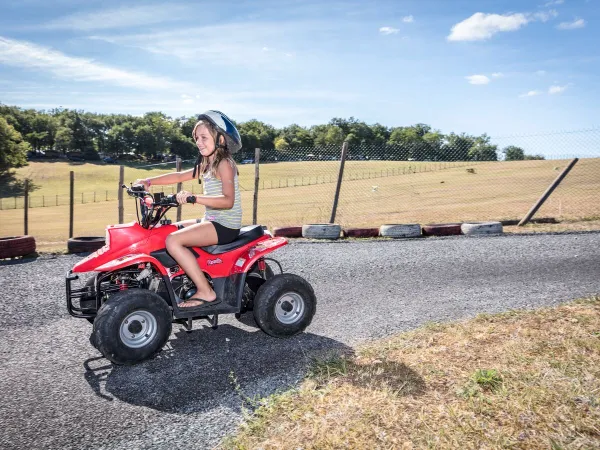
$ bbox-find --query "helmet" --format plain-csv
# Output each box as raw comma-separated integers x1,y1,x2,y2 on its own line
196,110,242,154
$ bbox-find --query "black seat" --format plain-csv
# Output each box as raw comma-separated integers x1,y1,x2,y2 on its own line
201,225,264,254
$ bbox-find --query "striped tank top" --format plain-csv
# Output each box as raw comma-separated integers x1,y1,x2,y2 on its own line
202,163,243,230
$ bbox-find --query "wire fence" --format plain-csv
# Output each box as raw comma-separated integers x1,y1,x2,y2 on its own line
0,128,599,250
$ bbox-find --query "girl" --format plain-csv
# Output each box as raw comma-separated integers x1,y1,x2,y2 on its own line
135,110,243,308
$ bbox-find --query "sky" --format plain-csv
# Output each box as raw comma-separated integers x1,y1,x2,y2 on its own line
0,0,598,147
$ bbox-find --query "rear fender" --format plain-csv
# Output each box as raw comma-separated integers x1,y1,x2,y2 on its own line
94,254,168,276
232,237,288,275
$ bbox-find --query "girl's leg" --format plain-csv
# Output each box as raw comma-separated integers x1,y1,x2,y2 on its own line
165,221,219,306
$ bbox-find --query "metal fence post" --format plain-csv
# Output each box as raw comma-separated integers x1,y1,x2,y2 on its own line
330,141,348,223
518,158,579,226
24,179,29,235
253,148,260,225
69,171,74,238
118,165,124,224
176,157,182,222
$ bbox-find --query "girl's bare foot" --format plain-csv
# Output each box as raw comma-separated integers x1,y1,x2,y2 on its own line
179,289,218,308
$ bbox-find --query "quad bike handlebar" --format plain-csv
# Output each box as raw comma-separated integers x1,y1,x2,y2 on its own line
121,184,180,228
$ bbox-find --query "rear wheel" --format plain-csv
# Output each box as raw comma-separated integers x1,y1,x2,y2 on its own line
253,273,316,338
92,289,172,365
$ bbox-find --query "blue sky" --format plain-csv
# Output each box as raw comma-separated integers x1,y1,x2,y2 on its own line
0,0,598,141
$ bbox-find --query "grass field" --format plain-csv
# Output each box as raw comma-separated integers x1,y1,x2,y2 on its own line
222,296,600,449
1,158,599,252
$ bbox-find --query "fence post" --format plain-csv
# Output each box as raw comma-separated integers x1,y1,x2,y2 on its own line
253,148,260,225
518,158,579,226
24,179,29,235
69,171,74,238
176,157,182,222
330,141,348,223
118,165,124,224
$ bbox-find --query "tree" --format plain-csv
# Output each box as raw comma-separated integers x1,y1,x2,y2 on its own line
468,134,498,161
503,145,525,161
0,117,30,171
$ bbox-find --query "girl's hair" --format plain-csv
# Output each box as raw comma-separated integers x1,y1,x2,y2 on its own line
193,120,239,179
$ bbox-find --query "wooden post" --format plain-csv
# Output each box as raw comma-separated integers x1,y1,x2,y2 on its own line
69,171,74,238
330,141,348,223
176,157,182,222
518,158,579,226
24,179,29,235
253,148,260,225
118,165,124,224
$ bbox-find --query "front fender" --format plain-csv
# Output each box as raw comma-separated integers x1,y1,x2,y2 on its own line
94,254,167,276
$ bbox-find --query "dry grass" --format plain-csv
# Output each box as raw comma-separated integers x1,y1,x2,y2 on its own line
1,158,599,252
222,297,600,449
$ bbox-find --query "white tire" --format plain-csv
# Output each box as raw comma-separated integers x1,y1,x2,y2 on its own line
302,224,341,239
461,221,503,235
379,224,421,238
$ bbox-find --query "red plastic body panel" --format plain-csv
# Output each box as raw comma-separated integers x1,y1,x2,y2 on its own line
72,222,287,278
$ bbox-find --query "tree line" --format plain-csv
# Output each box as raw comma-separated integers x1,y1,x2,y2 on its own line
0,104,543,172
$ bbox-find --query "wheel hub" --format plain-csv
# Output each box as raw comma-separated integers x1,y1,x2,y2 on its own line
119,310,158,348
275,292,305,325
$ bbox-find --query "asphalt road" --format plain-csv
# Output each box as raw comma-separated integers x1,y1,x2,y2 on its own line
0,232,599,449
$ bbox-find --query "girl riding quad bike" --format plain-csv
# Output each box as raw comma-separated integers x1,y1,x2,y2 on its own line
65,112,316,365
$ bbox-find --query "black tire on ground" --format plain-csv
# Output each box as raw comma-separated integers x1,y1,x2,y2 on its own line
0,236,36,259
253,273,316,338
92,289,172,365
461,221,503,235
302,224,341,239
422,223,463,236
67,236,105,254
273,226,303,238
343,227,380,238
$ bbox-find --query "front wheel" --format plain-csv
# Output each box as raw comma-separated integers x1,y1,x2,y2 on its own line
253,274,316,338
92,289,172,365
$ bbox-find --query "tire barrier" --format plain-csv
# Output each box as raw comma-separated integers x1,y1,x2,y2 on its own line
343,227,380,238
302,224,342,240
461,221,503,235
67,236,106,254
422,223,463,237
379,224,422,238
0,235,36,259
273,226,303,238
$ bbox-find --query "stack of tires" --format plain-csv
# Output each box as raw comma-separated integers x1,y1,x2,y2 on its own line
0,236,36,259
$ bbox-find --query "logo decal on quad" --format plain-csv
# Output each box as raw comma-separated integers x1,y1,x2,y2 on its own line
207,258,223,265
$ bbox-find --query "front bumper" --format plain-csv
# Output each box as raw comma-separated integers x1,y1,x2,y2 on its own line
66,270,97,319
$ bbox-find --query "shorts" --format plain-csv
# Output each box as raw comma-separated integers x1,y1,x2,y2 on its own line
197,219,240,245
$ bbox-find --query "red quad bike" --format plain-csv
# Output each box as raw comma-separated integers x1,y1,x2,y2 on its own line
66,184,317,365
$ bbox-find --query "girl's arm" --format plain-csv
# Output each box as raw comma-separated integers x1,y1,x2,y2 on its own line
135,167,196,187
180,161,236,209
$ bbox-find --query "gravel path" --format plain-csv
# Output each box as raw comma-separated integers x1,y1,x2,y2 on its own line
0,232,599,449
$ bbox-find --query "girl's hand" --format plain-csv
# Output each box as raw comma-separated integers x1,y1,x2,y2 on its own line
134,178,149,189
176,190,192,205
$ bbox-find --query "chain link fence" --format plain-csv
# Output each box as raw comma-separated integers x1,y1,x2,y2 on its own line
0,128,598,250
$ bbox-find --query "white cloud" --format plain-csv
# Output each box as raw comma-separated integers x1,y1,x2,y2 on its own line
402,15,414,23
519,90,543,97
536,70,547,75
0,36,187,90
557,18,585,29
491,72,504,77
379,26,399,35
549,84,568,94
42,4,193,31
543,0,564,6
466,74,491,85
447,12,530,41
533,9,559,22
